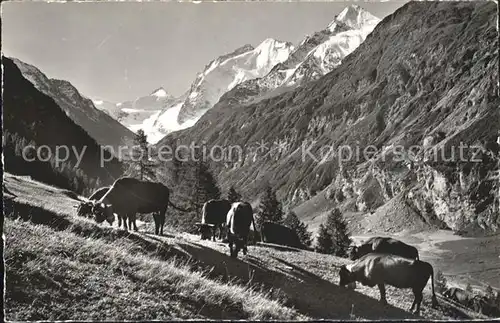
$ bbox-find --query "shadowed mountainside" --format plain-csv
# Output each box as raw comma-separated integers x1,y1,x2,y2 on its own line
2,57,124,191
159,1,499,234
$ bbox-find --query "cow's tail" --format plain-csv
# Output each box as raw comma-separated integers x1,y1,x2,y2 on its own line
429,264,439,307
251,213,260,243
201,203,207,224
168,199,190,212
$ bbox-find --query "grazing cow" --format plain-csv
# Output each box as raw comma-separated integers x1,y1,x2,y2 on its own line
261,221,303,249
339,253,438,315
195,199,232,241
76,186,110,218
92,177,188,235
350,237,419,261
226,202,256,258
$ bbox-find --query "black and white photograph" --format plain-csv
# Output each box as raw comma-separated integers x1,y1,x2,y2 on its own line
2,0,499,320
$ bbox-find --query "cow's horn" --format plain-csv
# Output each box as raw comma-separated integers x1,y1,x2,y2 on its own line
194,222,202,226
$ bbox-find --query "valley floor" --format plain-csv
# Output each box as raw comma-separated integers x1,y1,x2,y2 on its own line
3,173,495,320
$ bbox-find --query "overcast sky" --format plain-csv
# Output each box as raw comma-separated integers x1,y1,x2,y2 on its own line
2,1,408,103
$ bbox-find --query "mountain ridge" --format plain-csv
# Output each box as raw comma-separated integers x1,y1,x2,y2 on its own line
159,1,499,235
10,57,135,152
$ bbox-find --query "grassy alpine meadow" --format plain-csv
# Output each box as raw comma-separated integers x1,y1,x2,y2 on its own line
4,217,304,321
4,173,493,320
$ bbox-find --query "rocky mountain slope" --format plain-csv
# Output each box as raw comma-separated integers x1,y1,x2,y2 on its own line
223,4,381,106
3,57,124,187
11,58,135,152
160,1,500,235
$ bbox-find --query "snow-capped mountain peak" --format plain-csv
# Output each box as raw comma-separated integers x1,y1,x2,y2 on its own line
173,38,294,125
328,4,380,31
150,87,171,98
213,5,381,108
102,5,380,144
255,38,295,70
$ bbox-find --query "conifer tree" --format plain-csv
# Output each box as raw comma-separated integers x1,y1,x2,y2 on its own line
184,149,221,219
257,185,283,228
315,208,351,257
283,211,312,247
227,186,242,203
129,129,156,181
316,223,334,254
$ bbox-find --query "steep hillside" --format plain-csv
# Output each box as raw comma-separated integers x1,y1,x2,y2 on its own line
160,1,499,234
2,57,124,191
11,58,135,152
4,173,492,321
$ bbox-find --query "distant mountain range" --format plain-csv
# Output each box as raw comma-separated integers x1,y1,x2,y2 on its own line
95,4,381,144
160,1,500,235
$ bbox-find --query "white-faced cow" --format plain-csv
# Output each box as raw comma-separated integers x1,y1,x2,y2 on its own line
76,186,110,218
350,237,419,261
92,177,188,235
261,221,303,249
195,199,232,241
226,202,257,258
339,253,438,315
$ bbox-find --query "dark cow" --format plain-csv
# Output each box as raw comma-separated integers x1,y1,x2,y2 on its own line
339,253,438,315
261,221,303,248
92,177,188,235
76,186,110,218
225,202,256,258
350,237,419,261
195,199,232,241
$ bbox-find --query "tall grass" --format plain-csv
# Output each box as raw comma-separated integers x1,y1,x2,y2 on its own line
5,218,304,321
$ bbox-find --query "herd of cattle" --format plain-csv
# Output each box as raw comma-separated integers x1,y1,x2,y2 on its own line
74,177,499,317
76,177,307,258
76,177,260,258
